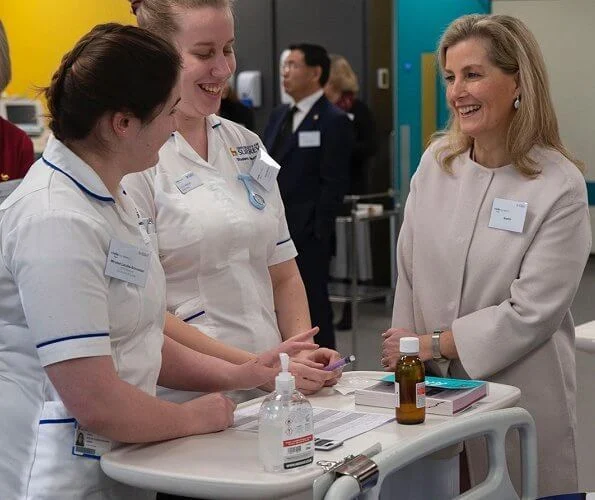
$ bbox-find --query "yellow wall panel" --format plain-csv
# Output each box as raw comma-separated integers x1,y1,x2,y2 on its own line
2,1,136,99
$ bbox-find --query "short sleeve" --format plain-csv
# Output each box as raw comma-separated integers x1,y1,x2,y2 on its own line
3,210,113,366
264,141,297,266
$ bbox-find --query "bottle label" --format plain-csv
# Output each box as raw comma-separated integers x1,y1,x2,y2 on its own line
282,406,314,470
394,382,400,408
416,382,426,408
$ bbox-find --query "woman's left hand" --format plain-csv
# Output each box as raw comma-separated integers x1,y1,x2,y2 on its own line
381,327,417,370
237,328,320,389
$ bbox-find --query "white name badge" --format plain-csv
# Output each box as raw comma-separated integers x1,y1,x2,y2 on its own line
298,131,321,148
73,422,112,459
105,238,150,287
488,197,528,233
249,149,281,192
175,171,203,194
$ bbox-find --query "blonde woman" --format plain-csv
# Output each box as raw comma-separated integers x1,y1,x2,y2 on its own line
382,14,590,496
124,0,342,403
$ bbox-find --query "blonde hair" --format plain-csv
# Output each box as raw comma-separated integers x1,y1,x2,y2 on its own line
434,14,582,176
0,20,11,93
137,0,233,40
327,54,359,94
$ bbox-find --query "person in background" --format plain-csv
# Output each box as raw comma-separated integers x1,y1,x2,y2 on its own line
0,20,34,181
324,54,377,331
264,43,354,350
219,80,255,131
381,14,590,496
125,0,342,403
0,23,317,499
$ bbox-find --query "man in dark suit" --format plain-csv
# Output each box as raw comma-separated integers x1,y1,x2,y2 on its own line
263,43,353,349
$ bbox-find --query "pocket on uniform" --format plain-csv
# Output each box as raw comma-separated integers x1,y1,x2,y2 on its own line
174,296,209,329
26,402,110,498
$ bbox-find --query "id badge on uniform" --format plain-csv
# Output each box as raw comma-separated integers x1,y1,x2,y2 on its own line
72,422,112,459
104,238,150,287
175,171,203,194
249,149,280,192
298,131,321,148
488,197,528,233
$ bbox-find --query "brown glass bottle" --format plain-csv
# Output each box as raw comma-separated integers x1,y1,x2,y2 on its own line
395,337,426,424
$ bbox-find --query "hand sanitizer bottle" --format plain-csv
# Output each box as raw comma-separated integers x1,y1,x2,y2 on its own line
258,353,314,472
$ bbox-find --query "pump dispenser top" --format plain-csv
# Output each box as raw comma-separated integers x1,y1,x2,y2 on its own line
275,352,295,392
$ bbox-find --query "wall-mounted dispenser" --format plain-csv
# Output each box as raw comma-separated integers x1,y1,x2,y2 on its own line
236,70,262,108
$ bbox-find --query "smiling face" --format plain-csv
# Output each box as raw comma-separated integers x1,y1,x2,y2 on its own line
444,37,518,146
173,6,236,120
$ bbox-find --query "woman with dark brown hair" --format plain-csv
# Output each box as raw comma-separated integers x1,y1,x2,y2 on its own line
0,22,315,499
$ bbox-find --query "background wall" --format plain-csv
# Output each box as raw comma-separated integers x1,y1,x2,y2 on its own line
1,1,135,99
492,0,595,252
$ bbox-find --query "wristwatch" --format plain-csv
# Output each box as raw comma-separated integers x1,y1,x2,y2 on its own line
431,330,445,360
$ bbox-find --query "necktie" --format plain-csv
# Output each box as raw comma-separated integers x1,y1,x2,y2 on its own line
270,105,298,159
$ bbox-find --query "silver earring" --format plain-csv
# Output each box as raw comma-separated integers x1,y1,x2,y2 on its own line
514,96,520,109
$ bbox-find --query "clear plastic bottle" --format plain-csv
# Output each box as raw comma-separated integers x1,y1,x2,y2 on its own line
258,353,314,472
395,337,426,424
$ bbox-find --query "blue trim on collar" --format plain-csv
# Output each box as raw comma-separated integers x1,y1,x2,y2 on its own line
183,310,206,322
40,418,76,425
42,156,115,203
211,122,222,129
36,332,110,349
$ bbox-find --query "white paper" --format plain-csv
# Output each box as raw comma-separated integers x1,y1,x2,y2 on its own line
175,171,203,194
298,131,321,148
249,149,280,192
233,405,394,443
488,197,528,233
104,238,150,287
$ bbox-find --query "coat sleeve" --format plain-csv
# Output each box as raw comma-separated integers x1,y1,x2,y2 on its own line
452,199,591,379
314,113,353,238
391,171,417,331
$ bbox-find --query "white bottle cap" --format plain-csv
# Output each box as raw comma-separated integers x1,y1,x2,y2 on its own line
400,336,419,354
275,352,295,392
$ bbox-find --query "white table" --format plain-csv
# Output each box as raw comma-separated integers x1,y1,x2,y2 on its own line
576,320,595,354
101,371,520,499
575,322,595,491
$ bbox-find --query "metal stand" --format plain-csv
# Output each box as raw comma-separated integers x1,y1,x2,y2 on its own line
329,190,401,369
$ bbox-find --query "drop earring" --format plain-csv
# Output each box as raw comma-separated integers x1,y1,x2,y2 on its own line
514,96,521,110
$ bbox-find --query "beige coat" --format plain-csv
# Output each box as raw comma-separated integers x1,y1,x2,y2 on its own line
392,140,591,496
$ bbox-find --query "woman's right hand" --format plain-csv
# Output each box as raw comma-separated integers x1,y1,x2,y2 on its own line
183,393,236,434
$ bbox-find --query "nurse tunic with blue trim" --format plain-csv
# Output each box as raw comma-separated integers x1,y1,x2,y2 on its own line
0,136,165,499
123,116,297,402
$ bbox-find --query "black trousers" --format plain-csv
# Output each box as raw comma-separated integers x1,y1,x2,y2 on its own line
295,235,335,350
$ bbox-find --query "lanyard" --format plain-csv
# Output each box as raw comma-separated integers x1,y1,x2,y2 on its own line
214,124,266,211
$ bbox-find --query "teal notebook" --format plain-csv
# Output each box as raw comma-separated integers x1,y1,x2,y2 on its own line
381,374,485,390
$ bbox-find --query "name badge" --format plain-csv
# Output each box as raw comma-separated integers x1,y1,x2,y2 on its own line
249,149,280,192
298,131,321,148
175,171,203,194
73,422,112,459
488,197,528,233
104,238,150,287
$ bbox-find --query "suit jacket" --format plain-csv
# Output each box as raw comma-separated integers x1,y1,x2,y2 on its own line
263,95,353,248
393,138,591,496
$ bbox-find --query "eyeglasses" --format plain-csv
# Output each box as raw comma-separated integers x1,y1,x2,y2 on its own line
281,61,306,71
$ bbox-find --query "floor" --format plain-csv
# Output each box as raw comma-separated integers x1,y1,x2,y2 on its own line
333,255,595,492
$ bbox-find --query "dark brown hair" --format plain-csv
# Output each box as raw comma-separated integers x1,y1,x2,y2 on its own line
45,23,181,141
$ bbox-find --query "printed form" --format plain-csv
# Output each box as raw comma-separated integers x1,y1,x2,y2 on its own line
233,406,394,442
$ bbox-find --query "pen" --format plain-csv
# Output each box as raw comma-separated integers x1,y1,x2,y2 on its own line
324,354,355,371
